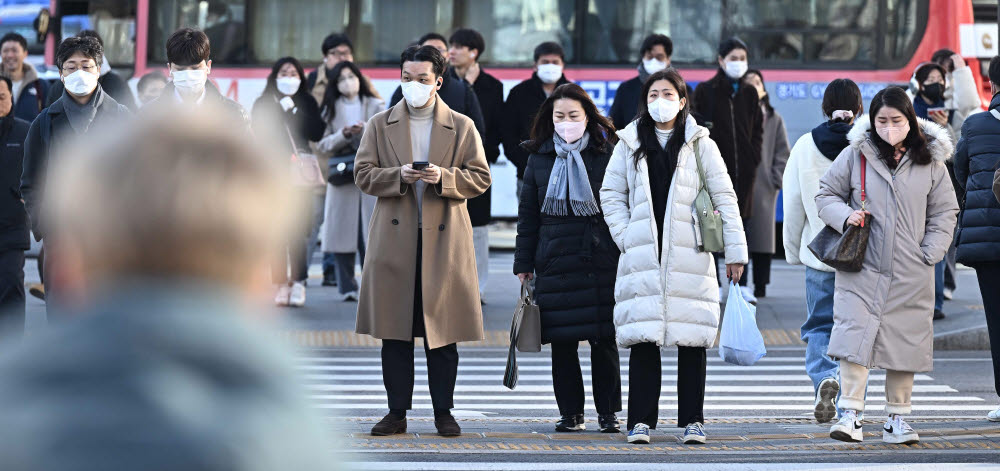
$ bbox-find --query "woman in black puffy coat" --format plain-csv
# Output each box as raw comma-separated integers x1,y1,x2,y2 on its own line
513,83,621,434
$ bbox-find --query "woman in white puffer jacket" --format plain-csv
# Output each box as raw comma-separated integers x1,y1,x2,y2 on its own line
600,69,747,446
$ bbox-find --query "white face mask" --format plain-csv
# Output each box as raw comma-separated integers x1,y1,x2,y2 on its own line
724,60,748,80
647,97,681,123
401,80,435,108
172,69,208,97
642,57,667,74
337,76,360,97
63,70,99,96
276,77,301,96
536,63,563,84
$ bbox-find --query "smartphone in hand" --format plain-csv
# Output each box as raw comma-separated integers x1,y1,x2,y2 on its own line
411,161,430,170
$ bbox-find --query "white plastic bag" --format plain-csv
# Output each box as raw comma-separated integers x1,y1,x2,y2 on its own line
718,282,767,365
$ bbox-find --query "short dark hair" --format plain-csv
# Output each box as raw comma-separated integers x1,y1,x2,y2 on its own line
166,28,211,66
321,33,353,56
821,78,863,121
137,71,168,94
449,28,485,59
639,34,672,59
718,37,749,58
989,55,1000,87
56,36,103,69
533,41,564,63
914,62,947,85
0,33,27,52
0,76,11,95
931,48,957,72
418,32,448,47
77,29,104,47
399,45,446,78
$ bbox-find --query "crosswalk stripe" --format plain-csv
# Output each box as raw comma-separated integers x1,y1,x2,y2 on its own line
301,373,934,382
307,394,984,402
304,384,959,393
310,404,999,411
296,356,818,363
298,365,826,372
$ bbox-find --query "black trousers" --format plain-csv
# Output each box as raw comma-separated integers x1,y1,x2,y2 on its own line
975,262,1000,398
381,232,458,411
0,250,24,335
739,252,773,287
627,343,706,429
550,338,622,416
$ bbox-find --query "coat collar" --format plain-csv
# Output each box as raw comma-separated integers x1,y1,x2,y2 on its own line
384,96,457,167
616,114,710,151
846,114,954,163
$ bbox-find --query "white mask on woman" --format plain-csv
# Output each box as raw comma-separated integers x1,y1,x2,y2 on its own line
276,77,301,96
876,123,910,146
647,97,681,123
338,76,360,97
724,60,748,80
63,70,99,96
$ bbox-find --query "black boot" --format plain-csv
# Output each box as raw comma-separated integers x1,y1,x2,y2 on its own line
598,414,620,433
754,285,766,299
555,414,585,432
371,412,407,436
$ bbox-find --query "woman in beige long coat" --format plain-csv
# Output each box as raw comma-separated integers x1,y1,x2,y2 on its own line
816,87,958,445
353,45,490,438
315,61,384,301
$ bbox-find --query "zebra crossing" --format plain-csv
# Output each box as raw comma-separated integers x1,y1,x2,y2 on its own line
297,348,996,418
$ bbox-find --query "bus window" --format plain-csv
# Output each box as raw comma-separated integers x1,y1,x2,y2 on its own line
249,0,350,64
576,0,722,65
0,1,48,56
883,0,924,67
58,0,136,67
149,0,246,64
449,0,577,65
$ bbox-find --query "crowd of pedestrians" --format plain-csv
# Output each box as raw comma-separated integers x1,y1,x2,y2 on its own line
0,22,996,460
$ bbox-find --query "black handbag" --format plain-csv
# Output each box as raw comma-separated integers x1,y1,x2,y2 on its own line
327,153,356,186
808,153,872,272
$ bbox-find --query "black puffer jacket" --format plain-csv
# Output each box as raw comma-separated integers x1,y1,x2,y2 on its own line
0,115,30,251
513,137,619,343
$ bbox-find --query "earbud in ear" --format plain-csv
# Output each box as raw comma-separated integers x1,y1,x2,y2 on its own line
471,51,477,58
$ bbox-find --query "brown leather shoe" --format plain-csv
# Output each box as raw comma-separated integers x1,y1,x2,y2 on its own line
371,413,406,436
434,413,461,437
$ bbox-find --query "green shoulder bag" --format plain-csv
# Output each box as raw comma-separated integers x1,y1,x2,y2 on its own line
692,138,725,253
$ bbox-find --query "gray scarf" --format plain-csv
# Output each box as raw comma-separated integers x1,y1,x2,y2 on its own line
541,132,599,216
63,85,104,134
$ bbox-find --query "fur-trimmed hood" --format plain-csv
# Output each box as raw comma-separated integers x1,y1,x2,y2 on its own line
846,114,954,162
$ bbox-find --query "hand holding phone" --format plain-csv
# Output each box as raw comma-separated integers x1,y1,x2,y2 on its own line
411,161,430,170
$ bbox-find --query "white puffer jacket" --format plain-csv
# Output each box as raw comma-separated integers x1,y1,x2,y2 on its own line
600,116,748,349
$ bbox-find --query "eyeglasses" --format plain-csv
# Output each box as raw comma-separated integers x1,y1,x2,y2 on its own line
62,64,98,74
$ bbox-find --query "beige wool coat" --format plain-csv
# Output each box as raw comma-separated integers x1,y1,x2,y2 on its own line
354,99,491,349
815,117,959,373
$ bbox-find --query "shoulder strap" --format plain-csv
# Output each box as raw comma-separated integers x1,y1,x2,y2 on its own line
860,152,867,226
990,108,1000,122
692,137,706,189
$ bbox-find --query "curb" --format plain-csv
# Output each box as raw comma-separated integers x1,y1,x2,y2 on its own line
934,324,992,351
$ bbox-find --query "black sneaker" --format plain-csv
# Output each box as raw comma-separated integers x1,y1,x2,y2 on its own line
555,414,585,432
434,413,461,437
933,309,946,320
371,413,406,436
754,285,766,298
598,414,620,433
322,277,337,287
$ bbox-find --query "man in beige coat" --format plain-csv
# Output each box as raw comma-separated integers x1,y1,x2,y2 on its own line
354,45,490,438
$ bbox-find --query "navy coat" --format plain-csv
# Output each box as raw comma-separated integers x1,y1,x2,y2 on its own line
953,93,1000,265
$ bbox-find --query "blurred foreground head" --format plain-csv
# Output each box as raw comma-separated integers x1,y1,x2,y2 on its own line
44,103,298,297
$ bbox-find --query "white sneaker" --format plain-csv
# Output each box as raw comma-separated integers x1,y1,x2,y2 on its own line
274,284,291,307
339,291,358,302
830,409,863,442
627,423,650,444
814,377,840,424
739,285,758,305
289,282,306,307
988,406,1000,422
682,422,707,444
882,415,919,445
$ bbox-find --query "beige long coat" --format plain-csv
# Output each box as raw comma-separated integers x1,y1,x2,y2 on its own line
354,99,491,349
815,117,959,373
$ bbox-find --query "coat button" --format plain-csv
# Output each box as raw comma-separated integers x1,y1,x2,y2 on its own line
392,219,399,225
438,224,446,231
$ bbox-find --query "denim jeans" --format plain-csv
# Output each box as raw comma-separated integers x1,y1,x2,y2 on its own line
801,268,839,391
935,260,945,311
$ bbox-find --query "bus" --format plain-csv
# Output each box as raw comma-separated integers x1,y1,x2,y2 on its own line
19,0,998,219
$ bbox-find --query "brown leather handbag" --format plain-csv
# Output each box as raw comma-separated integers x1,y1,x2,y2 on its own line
808,153,873,272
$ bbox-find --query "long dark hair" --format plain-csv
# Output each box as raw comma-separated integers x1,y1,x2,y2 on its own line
633,68,690,168
262,56,309,100
745,69,773,116
523,83,616,153
868,86,931,168
320,61,376,121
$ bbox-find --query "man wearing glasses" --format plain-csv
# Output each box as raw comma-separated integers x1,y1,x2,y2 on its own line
19,36,131,314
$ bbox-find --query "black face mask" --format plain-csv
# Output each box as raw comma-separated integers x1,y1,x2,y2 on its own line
921,83,944,103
